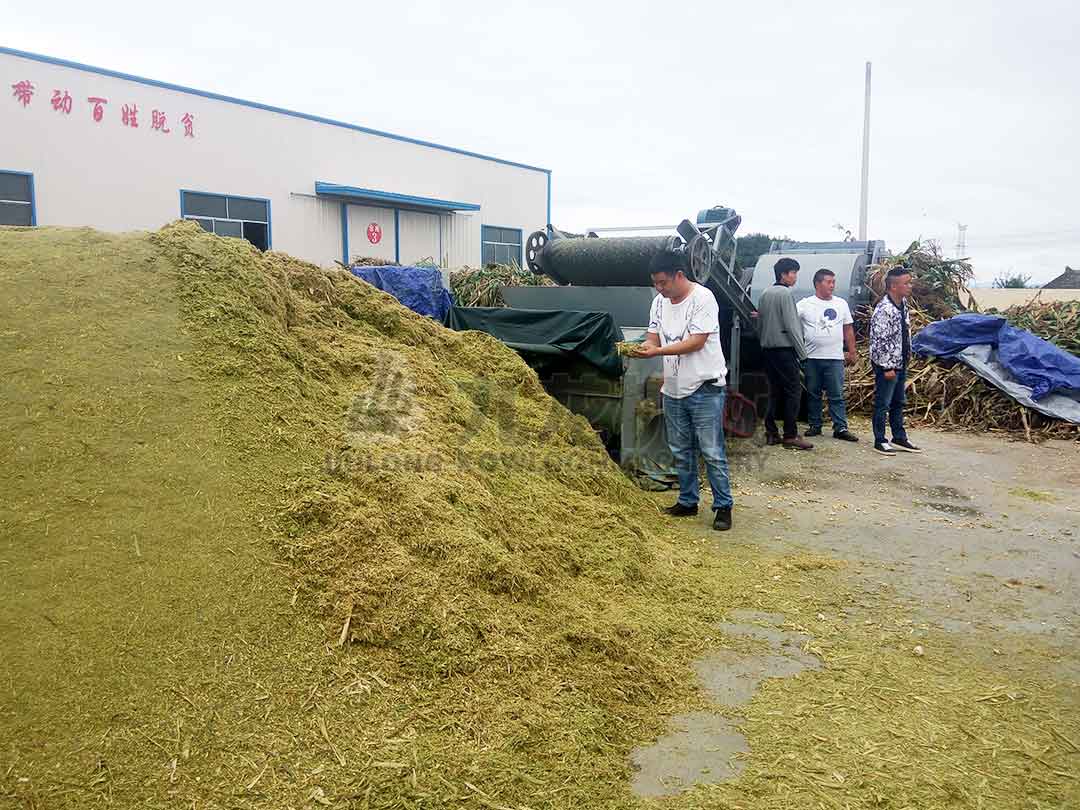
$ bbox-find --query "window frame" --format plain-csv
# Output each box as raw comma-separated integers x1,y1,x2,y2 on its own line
0,170,37,227
481,225,523,267
179,189,272,250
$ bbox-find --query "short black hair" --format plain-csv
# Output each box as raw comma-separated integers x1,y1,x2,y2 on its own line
813,268,835,287
774,257,800,282
885,265,911,288
649,249,687,277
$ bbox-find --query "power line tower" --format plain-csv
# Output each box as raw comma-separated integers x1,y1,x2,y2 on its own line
956,224,968,258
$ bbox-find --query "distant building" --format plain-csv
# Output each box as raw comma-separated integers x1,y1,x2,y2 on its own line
1043,267,1080,289
1,47,550,269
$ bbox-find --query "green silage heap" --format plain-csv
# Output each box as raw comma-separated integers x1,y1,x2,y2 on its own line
0,222,734,807
2,222,1077,810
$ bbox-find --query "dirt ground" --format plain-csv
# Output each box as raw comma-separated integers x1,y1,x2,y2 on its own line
724,417,1078,670
630,417,1080,798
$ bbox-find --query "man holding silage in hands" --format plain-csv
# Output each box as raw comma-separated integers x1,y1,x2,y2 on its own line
635,249,734,532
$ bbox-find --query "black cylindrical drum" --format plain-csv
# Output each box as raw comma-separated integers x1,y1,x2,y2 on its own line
540,236,673,286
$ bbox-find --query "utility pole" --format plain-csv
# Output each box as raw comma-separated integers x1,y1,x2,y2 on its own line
956,224,968,258
858,61,872,241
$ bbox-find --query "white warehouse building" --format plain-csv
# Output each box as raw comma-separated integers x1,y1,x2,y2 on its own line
1,47,550,269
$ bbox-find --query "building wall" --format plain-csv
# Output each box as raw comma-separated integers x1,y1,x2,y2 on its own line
286,194,342,264
0,48,548,269
347,205,397,263
398,210,440,266
967,288,1080,310
440,213,481,269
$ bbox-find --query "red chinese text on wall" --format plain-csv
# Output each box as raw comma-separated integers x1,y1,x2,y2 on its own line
87,97,107,122
51,90,72,114
9,77,197,139
11,80,33,106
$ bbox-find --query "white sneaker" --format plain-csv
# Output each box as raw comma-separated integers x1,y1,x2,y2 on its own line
891,438,923,453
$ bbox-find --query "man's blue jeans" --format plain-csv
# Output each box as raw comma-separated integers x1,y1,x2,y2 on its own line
663,384,734,511
804,358,848,433
872,364,909,445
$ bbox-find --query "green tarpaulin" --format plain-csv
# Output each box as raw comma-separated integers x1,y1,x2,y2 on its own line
445,307,623,377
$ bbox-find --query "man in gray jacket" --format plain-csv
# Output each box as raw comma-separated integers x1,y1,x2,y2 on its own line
757,257,812,449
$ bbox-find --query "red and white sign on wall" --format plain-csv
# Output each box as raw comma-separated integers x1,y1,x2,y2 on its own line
9,77,197,138
366,222,382,244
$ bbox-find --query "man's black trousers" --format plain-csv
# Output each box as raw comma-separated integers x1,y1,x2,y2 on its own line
763,347,802,440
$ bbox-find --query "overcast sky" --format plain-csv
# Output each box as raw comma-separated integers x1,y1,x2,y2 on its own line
7,0,1078,284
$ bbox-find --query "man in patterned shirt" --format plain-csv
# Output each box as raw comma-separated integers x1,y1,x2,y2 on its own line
869,266,923,456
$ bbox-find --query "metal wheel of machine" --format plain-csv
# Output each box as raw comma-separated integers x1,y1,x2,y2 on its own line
687,233,713,283
525,231,548,274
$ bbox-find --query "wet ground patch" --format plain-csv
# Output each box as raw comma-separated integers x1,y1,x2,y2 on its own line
919,484,971,501
917,500,984,518
630,609,822,797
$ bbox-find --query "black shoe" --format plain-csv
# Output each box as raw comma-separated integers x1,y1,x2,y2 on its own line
665,502,699,517
805,427,822,437
874,441,896,456
892,437,922,453
833,430,859,442
765,433,782,446
713,506,732,532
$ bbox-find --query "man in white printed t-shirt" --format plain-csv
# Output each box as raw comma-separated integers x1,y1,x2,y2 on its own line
795,267,859,442
635,249,734,532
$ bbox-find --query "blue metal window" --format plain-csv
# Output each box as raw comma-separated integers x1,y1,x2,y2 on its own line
0,170,36,226
180,190,271,250
481,226,522,267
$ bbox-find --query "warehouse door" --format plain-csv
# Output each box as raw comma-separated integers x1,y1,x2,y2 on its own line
346,205,396,263
398,211,441,266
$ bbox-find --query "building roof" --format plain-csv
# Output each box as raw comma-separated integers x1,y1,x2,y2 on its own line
1043,267,1080,289
315,182,480,213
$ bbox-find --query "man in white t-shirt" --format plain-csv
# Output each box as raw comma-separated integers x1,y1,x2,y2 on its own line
636,249,733,531
795,268,859,442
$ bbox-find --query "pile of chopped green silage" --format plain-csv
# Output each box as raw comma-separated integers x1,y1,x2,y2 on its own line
2,222,1077,810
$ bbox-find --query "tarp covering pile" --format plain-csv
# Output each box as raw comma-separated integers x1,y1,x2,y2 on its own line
913,313,1080,423
350,263,453,321
446,306,624,376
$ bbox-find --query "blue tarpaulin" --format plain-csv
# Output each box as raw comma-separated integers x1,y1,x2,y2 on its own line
912,313,1080,424
350,265,453,322
910,313,1007,358
913,313,1080,400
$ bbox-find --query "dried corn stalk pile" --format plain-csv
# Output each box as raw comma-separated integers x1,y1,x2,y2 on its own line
449,263,555,308
999,298,1080,356
844,242,1079,441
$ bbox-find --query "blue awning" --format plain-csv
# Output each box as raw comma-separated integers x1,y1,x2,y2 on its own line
315,181,480,213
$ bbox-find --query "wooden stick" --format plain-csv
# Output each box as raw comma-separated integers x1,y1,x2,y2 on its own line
338,601,354,647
